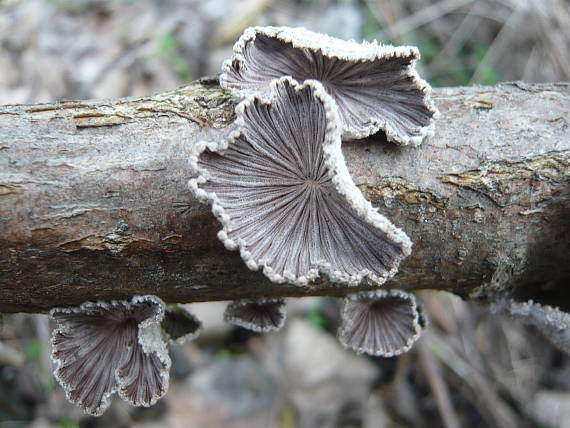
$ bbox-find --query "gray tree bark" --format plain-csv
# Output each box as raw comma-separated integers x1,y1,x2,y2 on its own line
1,80,569,313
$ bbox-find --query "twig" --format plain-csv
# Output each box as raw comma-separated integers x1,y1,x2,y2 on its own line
418,336,461,428
429,333,520,428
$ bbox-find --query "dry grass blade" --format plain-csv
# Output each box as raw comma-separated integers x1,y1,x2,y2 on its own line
363,0,401,41
537,0,570,79
522,44,541,81
418,337,461,428
423,295,522,428
381,0,474,39
428,333,521,428
469,9,522,84
429,2,484,68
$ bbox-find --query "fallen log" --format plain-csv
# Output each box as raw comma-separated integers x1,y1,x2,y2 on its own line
0,80,568,313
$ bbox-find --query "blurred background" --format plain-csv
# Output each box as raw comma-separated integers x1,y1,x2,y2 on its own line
1,0,570,104
1,0,569,427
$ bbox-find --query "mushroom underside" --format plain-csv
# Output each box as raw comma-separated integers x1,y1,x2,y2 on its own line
222,27,437,142
338,290,423,357
191,77,411,286
50,296,170,416
224,298,287,332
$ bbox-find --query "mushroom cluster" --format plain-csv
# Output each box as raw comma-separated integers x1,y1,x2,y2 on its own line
189,26,436,349
50,26,437,416
50,296,201,416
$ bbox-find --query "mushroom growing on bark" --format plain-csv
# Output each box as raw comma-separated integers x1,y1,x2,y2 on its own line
162,305,203,343
50,295,171,416
189,76,412,286
490,297,570,355
220,26,438,145
224,298,287,332
338,289,423,357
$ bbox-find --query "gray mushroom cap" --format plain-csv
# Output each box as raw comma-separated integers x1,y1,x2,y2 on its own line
220,26,438,145
189,76,412,286
338,289,423,357
224,298,287,332
50,295,170,416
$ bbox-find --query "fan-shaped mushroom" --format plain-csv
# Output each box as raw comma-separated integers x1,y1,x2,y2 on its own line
162,305,203,343
50,295,170,416
224,298,287,332
338,289,423,357
189,76,412,286
221,26,438,145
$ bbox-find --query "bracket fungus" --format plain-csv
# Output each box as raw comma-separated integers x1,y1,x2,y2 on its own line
50,295,171,416
224,298,287,332
189,76,412,286
220,26,438,145
338,290,423,357
162,305,203,343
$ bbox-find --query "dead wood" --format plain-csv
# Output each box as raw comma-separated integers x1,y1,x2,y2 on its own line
0,80,568,313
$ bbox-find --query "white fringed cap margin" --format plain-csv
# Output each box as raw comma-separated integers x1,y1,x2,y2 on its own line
338,289,423,357
224,297,287,332
490,297,570,354
189,76,412,287
49,295,171,416
220,26,439,145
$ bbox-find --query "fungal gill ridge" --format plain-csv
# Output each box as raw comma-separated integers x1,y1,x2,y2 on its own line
189,76,412,287
338,290,424,357
220,26,438,144
224,298,287,332
50,297,201,416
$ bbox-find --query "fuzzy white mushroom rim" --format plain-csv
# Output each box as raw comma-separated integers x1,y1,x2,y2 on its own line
224,298,287,332
220,26,439,145
189,76,412,287
338,289,423,357
50,295,171,416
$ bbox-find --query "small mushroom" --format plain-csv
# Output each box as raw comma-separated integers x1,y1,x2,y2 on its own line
162,305,203,343
189,76,411,286
224,298,287,332
490,297,570,355
338,289,423,357
50,295,170,416
220,26,438,145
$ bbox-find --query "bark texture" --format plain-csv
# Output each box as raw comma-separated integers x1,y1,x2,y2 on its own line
1,80,569,313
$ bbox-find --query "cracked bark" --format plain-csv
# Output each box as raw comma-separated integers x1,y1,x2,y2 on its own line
0,80,569,313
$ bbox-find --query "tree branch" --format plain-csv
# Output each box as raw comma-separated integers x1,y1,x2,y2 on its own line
1,80,569,313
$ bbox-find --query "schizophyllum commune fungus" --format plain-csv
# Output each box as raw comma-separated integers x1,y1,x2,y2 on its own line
189,76,412,287
338,290,424,357
162,305,203,343
50,296,169,415
490,297,570,354
220,26,438,145
50,296,202,416
48,26,436,417
224,298,287,332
